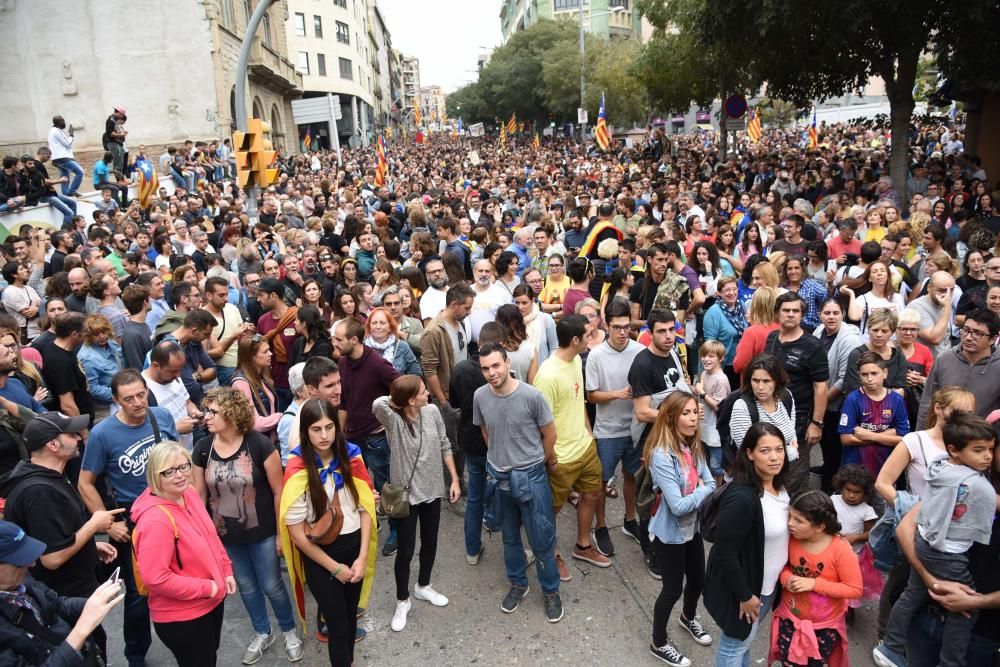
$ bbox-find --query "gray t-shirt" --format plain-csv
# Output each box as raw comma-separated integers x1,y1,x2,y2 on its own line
473,381,553,472
444,320,470,366
909,294,954,358
584,339,644,438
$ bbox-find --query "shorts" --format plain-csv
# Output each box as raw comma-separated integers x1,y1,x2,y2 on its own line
596,435,642,480
548,441,603,509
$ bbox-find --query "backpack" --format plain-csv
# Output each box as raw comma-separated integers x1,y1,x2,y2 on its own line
132,505,182,596
698,482,729,543
715,388,794,472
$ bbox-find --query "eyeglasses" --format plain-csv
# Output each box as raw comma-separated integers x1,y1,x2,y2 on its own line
987,265,1000,272
457,329,465,351
203,407,218,418
159,462,192,478
960,327,989,340
897,327,919,334
549,263,563,269
583,312,599,322
610,324,631,333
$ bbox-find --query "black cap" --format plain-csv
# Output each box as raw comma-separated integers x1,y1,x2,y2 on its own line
23,412,89,452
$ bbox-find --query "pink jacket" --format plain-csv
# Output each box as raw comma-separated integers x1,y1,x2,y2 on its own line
131,486,232,623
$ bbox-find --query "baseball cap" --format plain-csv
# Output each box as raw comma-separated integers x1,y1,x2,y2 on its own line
258,278,285,296
23,412,90,452
0,520,46,566
114,105,128,114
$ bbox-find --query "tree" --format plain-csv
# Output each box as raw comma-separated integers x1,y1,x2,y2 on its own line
757,99,800,128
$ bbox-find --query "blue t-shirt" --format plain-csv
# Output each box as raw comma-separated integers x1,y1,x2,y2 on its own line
0,377,43,413
837,388,910,476
81,407,178,503
93,160,110,187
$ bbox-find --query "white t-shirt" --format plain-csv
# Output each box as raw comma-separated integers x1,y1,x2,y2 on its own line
832,494,878,553
901,430,948,499
284,476,362,535
419,286,448,322
699,370,732,448
143,373,192,450
761,489,790,596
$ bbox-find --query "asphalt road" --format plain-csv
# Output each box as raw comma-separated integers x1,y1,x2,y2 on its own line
104,477,882,666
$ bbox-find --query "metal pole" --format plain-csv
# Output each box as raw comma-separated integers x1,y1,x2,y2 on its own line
579,2,586,147
328,94,343,167
234,0,272,227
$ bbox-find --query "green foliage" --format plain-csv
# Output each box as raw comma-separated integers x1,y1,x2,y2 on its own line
757,99,800,128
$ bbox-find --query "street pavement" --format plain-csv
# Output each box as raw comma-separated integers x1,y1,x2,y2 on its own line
105,476,882,666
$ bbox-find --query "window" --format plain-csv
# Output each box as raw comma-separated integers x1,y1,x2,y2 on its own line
317,53,327,77
297,52,310,75
293,12,305,36
221,0,234,29
262,12,272,46
313,15,323,38
336,20,350,44
334,0,347,7
339,57,353,80
553,0,584,8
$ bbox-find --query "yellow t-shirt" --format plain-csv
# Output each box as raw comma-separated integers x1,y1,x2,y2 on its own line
539,275,571,307
533,355,591,463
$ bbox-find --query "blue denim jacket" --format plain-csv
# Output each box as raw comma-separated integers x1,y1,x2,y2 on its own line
486,461,556,552
648,446,715,544
78,341,123,405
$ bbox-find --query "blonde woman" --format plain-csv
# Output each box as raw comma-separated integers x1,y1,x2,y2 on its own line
644,391,716,664
733,287,779,375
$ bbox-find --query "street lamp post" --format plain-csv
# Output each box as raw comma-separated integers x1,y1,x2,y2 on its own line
234,0,274,226
579,3,626,146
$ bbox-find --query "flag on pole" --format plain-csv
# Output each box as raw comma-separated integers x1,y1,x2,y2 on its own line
499,123,507,148
136,159,158,209
374,134,388,187
506,113,517,135
808,109,818,149
595,92,611,151
533,132,540,149
414,104,423,127
303,127,312,150
747,108,762,142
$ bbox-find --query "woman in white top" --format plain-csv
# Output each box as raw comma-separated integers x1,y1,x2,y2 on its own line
729,354,798,462
513,283,558,366
496,304,538,383
840,260,905,333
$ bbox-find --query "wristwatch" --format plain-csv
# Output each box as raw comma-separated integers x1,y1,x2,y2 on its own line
810,419,824,428
698,392,707,400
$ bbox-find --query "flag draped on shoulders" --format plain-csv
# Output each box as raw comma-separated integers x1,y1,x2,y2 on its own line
278,442,377,630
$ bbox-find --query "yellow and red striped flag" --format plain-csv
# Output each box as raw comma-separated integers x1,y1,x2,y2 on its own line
499,123,507,148
747,108,762,143
506,113,517,135
533,132,540,149
136,159,159,209
595,93,611,151
808,109,818,149
414,104,423,127
374,134,387,187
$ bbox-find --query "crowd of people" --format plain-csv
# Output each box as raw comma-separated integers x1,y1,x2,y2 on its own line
0,111,998,667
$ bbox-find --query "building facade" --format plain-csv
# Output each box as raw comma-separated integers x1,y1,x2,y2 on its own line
500,0,642,43
0,0,301,157
402,56,421,121
419,86,448,127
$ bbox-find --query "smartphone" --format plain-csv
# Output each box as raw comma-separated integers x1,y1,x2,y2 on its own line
107,566,121,585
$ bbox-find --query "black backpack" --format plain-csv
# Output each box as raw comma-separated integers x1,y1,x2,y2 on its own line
715,388,794,471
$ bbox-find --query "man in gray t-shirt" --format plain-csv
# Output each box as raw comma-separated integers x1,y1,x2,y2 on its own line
472,343,563,621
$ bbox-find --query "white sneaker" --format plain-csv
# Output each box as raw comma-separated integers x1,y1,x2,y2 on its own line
466,545,485,565
413,583,449,607
283,630,303,662
525,548,536,566
242,632,274,665
390,598,411,631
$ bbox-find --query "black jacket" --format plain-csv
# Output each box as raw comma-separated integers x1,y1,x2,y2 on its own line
703,482,766,641
0,575,93,666
448,357,486,457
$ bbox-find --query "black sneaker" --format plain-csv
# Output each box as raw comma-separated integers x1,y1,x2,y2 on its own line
649,642,691,667
621,519,641,545
677,614,712,646
594,527,615,557
382,530,398,556
543,591,564,623
645,551,662,580
500,585,529,613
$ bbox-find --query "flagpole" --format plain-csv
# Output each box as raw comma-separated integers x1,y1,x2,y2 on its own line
234,0,274,227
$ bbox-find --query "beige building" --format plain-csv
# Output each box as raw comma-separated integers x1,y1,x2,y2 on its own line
402,56,421,119
0,0,301,157
419,86,448,126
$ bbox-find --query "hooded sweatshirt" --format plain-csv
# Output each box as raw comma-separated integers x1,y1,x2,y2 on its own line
916,347,1000,428
130,485,232,623
918,458,996,552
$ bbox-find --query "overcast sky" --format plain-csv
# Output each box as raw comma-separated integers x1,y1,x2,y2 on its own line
379,0,502,93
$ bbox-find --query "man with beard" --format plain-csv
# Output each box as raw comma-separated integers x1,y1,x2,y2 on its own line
469,259,512,343
65,268,90,314
420,258,450,323
563,208,588,253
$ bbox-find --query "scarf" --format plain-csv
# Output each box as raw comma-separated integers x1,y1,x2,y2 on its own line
263,306,298,363
718,299,747,338
364,334,397,364
289,443,361,488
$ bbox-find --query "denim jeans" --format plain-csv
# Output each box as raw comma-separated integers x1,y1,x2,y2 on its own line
357,431,396,533
52,158,84,194
487,461,560,594
905,604,1000,667
40,193,77,225
714,591,774,667
225,535,296,635
464,455,497,556
706,446,724,479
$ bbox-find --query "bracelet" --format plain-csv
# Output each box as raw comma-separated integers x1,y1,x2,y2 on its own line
330,564,341,578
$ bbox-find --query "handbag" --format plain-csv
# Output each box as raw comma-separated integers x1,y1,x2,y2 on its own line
305,488,344,545
381,416,424,519
698,481,728,543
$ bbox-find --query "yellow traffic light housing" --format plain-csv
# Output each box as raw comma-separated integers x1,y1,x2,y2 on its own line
232,130,253,188
231,118,280,188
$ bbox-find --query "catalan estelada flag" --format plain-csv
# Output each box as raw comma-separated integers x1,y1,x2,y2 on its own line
374,134,387,187
136,159,158,208
533,132,540,149
499,123,507,148
506,113,517,135
808,109,818,149
595,92,611,151
414,104,423,127
747,108,762,142
303,127,312,150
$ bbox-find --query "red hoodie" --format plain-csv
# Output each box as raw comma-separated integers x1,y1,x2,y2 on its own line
131,485,233,623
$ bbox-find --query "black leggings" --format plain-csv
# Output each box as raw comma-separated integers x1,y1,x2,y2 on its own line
153,600,224,667
303,531,363,667
652,536,705,647
395,499,441,600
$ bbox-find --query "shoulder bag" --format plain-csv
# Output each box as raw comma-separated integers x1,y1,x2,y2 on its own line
305,485,345,545
380,415,424,519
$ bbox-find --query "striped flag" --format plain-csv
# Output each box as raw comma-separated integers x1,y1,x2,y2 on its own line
506,113,517,135
499,123,507,148
302,127,312,150
136,159,158,208
374,134,387,187
414,104,423,127
595,92,611,151
808,109,818,149
533,132,540,149
747,108,762,142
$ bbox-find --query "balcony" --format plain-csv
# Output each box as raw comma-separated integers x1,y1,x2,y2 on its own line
248,41,303,95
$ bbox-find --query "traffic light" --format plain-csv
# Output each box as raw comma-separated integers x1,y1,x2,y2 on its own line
230,118,279,188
